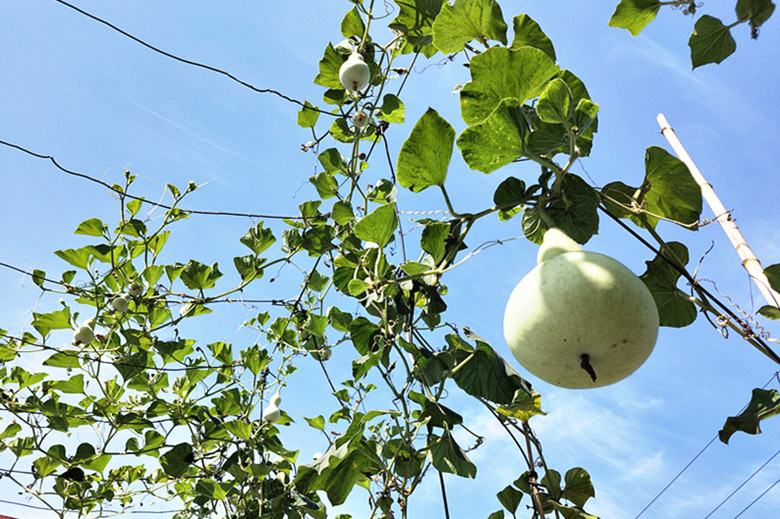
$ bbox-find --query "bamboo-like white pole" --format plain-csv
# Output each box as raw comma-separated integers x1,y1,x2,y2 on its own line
657,113,780,309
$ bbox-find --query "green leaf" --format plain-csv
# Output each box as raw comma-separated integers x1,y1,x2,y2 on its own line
297,101,320,128
527,174,599,245
640,242,697,327
74,218,105,237
350,317,381,355
432,0,507,53
196,478,228,500
377,94,405,124
642,146,702,228
389,0,444,54
536,78,573,124
296,436,380,505
447,330,534,405
240,222,277,255
608,0,662,36
32,307,71,337
487,511,506,519
736,0,776,28
397,108,455,192
542,469,563,500
328,306,353,332
319,148,348,174
496,388,546,421
689,15,736,68
457,98,527,174
460,46,559,125
54,247,92,270
160,443,194,477
497,485,523,514
493,178,526,222
332,200,355,225
43,352,81,369
719,388,780,443
305,415,326,431
764,264,780,293
427,429,476,478
510,14,555,60
31,269,46,288
603,146,701,230
310,171,340,199
758,305,780,320
180,260,223,290
233,254,267,281
314,43,346,90
224,420,252,441
354,203,398,247
421,221,450,264
367,179,397,205
48,374,85,394
340,6,366,38
563,468,596,507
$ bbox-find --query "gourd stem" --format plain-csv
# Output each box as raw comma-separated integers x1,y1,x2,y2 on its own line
657,113,780,309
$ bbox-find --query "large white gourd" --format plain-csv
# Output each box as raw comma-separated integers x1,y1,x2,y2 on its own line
503,228,659,389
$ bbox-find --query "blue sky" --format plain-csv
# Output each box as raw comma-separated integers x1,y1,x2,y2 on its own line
2,1,780,518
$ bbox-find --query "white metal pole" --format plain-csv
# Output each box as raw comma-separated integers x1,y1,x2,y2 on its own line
657,113,780,309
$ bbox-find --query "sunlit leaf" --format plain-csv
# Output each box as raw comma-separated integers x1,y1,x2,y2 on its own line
510,14,555,59
397,108,455,192
354,203,398,247
608,0,662,36
460,46,559,125
458,98,527,174
432,0,507,53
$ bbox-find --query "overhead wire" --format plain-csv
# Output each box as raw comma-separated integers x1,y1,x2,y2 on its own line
703,447,780,518
0,139,310,220
633,372,779,518
50,0,335,117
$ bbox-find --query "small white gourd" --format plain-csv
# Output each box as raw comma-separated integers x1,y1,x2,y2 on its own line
339,52,370,91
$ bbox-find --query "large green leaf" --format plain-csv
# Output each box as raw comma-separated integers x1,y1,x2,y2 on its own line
240,222,276,255
427,429,476,478
639,242,697,327
608,0,662,36
689,15,736,68
460,46,559,125
510,14,555,59
354,203,398,248
719,388,780,443
603,146,702,230
179,260,223,290
397,108,455,192
314,43,346,90
32,307,71,338
457,98,527,174
160,443,194,477
432,0,507,53
340,6,366,38
562,468,595,508
447,329,534,405
523,174,599,245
